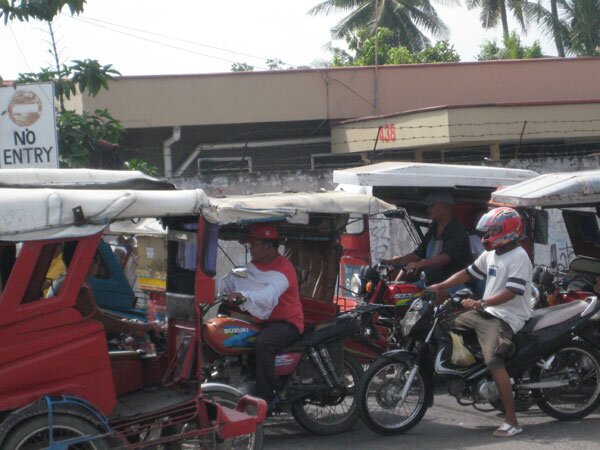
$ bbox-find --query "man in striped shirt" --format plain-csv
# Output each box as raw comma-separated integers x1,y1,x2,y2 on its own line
427,207,532,437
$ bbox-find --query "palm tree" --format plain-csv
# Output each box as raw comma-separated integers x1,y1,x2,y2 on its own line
527,0,600,57
308,0,453,52
562,0,600,56
525,0,567,56
465,0,529,41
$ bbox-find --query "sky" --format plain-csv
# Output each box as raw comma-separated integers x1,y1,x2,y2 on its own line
1,0,557,80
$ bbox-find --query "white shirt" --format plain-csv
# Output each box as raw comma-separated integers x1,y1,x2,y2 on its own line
467,246,533,333
219,262,289,320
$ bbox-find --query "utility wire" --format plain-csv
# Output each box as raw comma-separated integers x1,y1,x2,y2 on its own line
60,14,271,70
61,13,300,71
62,13,279,64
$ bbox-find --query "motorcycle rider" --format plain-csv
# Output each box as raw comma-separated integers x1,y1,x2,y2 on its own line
382,192,471,287
427,207,533,437
223,224,304,407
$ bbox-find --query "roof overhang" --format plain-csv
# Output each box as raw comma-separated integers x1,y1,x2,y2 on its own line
331,101,600,153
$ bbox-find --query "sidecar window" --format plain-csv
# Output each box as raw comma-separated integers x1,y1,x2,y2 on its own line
23,242,61,303
0,243,17,297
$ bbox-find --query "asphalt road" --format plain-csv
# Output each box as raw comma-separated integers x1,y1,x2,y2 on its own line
262,391,600,450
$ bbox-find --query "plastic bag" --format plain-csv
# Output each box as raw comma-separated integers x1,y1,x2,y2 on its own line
450,332,476,367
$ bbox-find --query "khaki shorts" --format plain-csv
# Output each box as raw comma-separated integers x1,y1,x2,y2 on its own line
451,310,514,369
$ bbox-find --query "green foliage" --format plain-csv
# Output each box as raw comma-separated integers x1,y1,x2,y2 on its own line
16,59,120,103
477,31,543,60
124,158,159,176
332,28,460,66
231,62,254,72
57,109,123,167
266,58,284,70
308,0,450,53
0,0,85,23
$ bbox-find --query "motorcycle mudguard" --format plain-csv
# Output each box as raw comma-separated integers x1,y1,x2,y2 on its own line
201,382,245,398
379,350,434,407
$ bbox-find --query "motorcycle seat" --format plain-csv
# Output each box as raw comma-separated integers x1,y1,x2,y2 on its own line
520,300,588,334
285,313,356,350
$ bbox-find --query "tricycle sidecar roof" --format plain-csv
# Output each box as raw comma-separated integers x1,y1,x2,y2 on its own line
491,170,600,208
0,168,175,190
333,162,538,190
0,188,397,241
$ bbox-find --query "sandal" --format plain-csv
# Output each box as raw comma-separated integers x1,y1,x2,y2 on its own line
493,422,523,437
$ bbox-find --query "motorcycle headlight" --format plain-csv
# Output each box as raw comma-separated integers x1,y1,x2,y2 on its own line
530,285,540,309
350,273,364,296
401,309,421,337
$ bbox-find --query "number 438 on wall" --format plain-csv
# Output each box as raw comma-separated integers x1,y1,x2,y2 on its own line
378,124,396,142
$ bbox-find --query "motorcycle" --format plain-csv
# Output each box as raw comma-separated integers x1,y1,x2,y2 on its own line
358,289,600,435
345,263,423,348
201,294,384,435
533,265,596,308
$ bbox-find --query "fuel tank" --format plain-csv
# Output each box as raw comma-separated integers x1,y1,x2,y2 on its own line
383,282,422,316
203,316,261,355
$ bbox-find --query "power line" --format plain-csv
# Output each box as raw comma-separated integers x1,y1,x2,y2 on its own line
63,13,278,62
61,13,297,70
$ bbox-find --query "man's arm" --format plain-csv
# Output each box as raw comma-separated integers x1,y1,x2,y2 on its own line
462,288,516,310
428,269,472,292
382,252,419,266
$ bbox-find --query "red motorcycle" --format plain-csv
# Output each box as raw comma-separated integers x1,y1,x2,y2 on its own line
533,265,595,308
200,298,383,435
343,263,423,347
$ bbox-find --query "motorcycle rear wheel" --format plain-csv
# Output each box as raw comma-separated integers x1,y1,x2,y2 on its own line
291,353,362,435
531,341,600,421
359,357,431,435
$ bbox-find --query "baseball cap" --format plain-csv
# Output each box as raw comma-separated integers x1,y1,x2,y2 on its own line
423,192,454,206
240,224,279,243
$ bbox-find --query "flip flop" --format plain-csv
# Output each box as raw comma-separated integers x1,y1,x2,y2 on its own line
493,422,523,437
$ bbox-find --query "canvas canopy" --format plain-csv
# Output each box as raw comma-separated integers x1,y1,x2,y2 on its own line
333,162,538,190
0,188,397,241
0,168,174,190
491,170,600,207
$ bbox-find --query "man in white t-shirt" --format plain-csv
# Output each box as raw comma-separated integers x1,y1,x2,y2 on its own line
428,207,532,438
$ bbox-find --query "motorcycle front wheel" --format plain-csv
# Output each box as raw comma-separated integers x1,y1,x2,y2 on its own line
290,353,362,435
359,357,431,435
531,341,600,421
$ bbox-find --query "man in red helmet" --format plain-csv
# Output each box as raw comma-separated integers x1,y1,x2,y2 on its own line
427,207,533,437
224,224,304,407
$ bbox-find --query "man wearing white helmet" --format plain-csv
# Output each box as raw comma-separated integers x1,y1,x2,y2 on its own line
427,207,533,438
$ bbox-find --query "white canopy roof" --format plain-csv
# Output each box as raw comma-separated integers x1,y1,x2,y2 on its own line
491,170,600,207
333,162,538,189
0,168,174,190
0,189,396,241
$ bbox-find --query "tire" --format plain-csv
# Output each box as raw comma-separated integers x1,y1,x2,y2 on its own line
2,413,110,450
291,353,362,435
359,357,431,435
530,341,600,421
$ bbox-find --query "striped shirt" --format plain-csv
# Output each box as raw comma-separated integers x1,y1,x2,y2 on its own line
467,246,533,333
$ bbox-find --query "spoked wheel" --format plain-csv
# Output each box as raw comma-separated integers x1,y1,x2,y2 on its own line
2,413,110,450
531,341,600,421
291,353,362,435
359,357,431,435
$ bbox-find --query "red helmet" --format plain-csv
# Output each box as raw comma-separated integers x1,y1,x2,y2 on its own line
476,207,522,251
